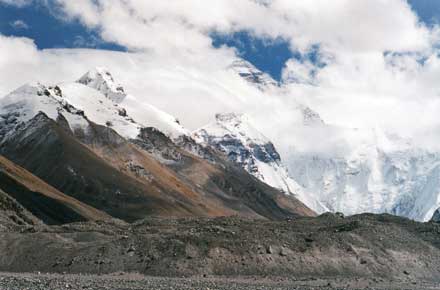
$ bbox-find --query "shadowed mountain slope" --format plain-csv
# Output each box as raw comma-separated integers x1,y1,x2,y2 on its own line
0,112,314,222
0,154,110,225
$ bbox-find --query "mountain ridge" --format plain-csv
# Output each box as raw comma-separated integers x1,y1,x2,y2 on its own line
0,69,315,222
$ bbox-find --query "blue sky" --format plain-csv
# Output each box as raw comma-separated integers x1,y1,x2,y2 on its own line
408,0,440,26
0,1,439,81
0,2,125,51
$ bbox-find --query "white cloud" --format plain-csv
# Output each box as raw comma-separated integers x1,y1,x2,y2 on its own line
282,59,317,85
2,0,440,153
0,35,39,69
50,0,430,54
53,0,100,27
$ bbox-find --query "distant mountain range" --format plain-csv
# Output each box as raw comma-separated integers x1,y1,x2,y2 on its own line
0,66,314,225
1,59,440,225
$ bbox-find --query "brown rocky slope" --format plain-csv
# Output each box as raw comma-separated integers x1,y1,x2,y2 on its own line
0,112,314,222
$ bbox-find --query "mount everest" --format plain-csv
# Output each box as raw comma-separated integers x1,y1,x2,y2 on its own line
224,59,440,221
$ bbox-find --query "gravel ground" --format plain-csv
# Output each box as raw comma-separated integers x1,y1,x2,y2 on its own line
2,214,440,289
0,272,439,290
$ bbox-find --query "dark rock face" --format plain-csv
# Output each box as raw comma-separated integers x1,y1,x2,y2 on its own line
125,161,153,181
55,113,72,133
197,129,281,176
431,208,440,222
175,135,216,163
0,111,20,142
206,134,252,164
252,142,281,163
131,127,182,163
0,189,41,228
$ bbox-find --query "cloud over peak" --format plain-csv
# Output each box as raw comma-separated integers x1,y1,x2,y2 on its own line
2,0,440,152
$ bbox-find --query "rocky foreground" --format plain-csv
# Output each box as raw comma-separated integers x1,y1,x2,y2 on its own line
0,272,439,290
1,213,440,289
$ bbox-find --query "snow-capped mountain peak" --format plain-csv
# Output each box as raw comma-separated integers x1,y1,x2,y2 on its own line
77,67,126,103
76,68,188,139
193,112,327,213
0,69,190,147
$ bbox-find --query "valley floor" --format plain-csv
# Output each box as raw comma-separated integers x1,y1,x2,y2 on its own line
1,214,440,289
0,272,439,290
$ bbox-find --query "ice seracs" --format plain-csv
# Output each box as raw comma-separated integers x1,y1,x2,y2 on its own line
193,112,327,213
